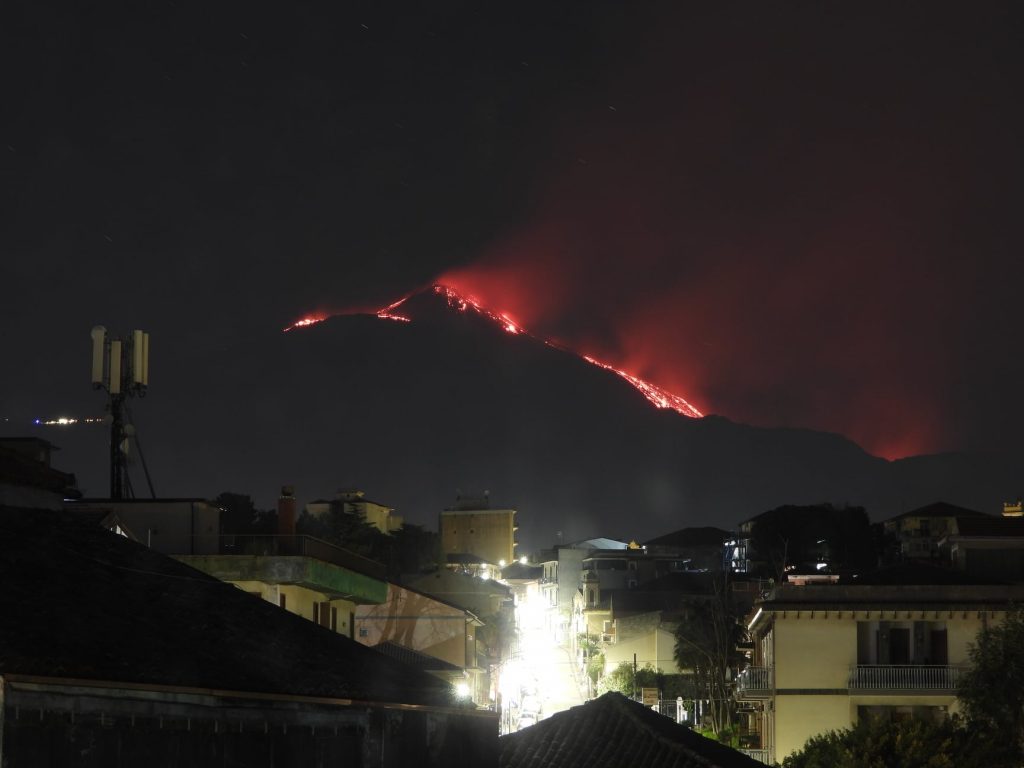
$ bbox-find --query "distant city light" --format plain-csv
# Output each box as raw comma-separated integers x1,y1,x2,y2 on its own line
34,416,104,427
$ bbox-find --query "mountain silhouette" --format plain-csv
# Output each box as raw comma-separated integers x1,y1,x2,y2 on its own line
51,286,1022,551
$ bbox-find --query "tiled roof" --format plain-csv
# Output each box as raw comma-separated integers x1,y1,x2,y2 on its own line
0,506,452,707
373,641,463,672
499,692,763,768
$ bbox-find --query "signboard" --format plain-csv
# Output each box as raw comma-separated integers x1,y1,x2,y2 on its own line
641,687,660,707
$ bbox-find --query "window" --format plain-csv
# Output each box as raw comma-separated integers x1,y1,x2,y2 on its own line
358,627,369,638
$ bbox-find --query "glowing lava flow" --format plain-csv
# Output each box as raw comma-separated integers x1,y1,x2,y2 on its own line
434,285,703,418
283,315,328,332
376,297,412,323
283,285,704,419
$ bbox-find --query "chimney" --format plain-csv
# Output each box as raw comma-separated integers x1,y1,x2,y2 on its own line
278,485,297,535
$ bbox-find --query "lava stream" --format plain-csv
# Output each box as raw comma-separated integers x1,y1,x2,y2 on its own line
283,285,704,419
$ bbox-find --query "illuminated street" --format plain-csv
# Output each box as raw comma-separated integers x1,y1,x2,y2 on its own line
501,585,587,733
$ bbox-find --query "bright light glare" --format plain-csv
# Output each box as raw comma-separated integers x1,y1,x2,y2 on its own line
455,682,470,698
519,556,528,565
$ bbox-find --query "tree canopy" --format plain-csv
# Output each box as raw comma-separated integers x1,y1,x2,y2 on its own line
780,714,1003,768
672,573,742,737
957,608,1024,760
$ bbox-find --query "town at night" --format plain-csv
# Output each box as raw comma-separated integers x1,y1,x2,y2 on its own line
2,1,1023,766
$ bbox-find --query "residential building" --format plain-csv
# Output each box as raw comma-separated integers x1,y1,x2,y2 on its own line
404,568,515,704
645,526,730,572
0,505,497,767
354,582,487,704
736,573,1024,763
70,492,389,639
940,515,1024,581
882,501,989,563
440,492,517,566
0,437,79,509
68,497,222,555
729,504,875,577
306,488,403,534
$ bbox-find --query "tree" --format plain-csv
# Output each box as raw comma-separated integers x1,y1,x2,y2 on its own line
215,492,276,535
781,714,1010,768
958,609,1024,761
672,573,742,737
597,661,658,697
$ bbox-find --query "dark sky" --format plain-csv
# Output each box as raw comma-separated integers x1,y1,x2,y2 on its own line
3,2,1023,510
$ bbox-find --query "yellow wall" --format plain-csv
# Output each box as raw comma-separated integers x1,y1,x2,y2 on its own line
775,696,852,759
767,609,1003,761
603,627,681,676
354,584,472,669
231,580,357,637
440,509,516,565
774,616,857,689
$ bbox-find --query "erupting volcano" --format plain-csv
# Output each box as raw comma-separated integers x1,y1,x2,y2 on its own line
285,285,704,420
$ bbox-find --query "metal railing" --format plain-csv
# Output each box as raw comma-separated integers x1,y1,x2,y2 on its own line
735,666,774,694
740,748,772,764
848,664,965,690
217,534,386,579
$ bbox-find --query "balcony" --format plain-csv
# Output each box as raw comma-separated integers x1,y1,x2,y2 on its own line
735,666,774,697
739,748,772,764
218,534,386,579
178,534,388,604
848,665,965,691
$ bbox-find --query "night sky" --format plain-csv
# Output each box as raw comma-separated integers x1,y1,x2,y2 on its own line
3,2,1023,524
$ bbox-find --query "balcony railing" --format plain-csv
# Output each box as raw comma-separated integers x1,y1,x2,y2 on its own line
848,665,965,691
735,666,774,696
740,748,772,764
217,534,386,579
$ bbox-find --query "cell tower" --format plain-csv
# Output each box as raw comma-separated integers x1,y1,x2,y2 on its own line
90,326,155,499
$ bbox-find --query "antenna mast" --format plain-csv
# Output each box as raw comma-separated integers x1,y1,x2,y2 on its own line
91,326,153,499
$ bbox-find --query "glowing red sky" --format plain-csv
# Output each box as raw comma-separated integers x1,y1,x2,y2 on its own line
433,5,1022,460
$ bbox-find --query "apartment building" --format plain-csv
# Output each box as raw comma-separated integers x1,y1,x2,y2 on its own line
736,577,1024,763
440,492,517,566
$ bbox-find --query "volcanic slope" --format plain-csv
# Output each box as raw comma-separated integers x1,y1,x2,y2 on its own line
55,286,1021,550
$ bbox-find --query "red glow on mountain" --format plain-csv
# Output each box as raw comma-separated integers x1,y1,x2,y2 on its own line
283,315,328,332
433,285,702,417
376,297,412,323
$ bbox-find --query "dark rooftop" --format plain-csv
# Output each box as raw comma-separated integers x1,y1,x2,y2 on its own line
0,441,78,497
887,501,989,521
953,515,1024,537
501,562,542,580
847,563,995,586
644,526,730,548
0,506,452,707
373,641,463,673
499,692,763,768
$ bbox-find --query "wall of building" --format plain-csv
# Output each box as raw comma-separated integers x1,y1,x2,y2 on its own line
774,616,857,690
231,580,358,637
73,500,220,555
774,695,852,759
440,509,515,565
354,584,472,669
1,680,499,768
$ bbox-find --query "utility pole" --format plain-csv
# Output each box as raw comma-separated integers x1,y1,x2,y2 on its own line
91,326,153,499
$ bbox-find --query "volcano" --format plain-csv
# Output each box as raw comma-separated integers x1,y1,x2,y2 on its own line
52,285,1022,550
